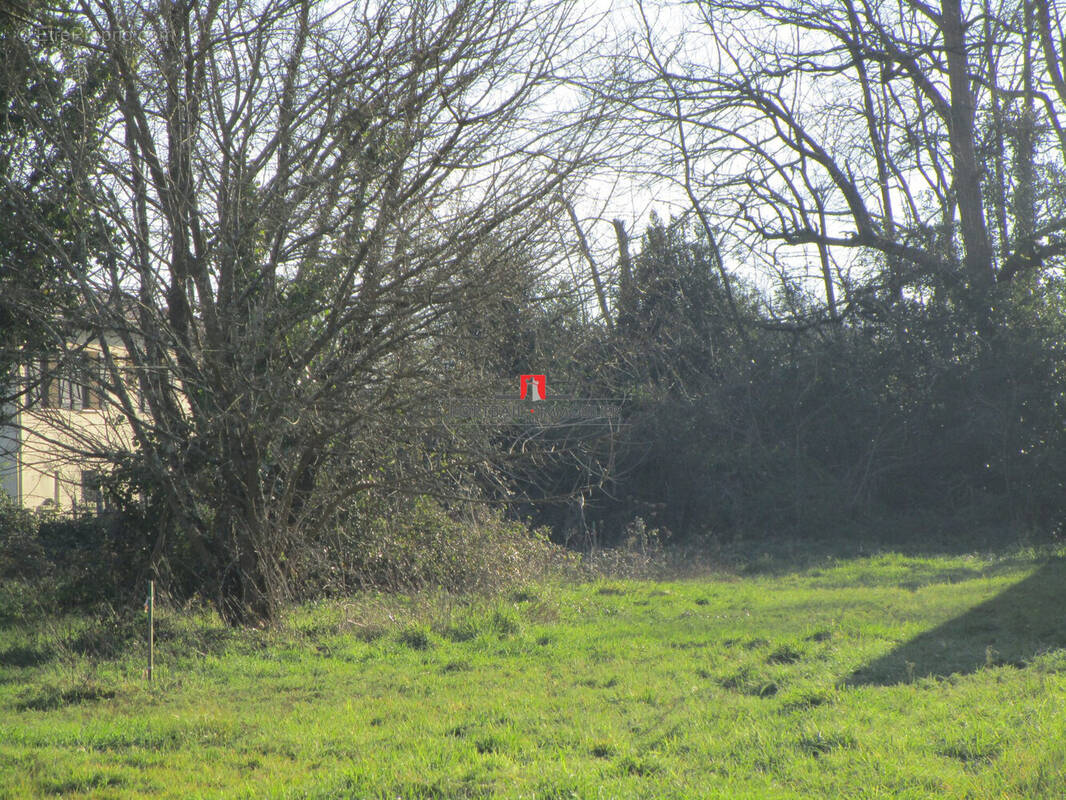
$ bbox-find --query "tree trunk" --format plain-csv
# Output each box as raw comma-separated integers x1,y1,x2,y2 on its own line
941,0,996,312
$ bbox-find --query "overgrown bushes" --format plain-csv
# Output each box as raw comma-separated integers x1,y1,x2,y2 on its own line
0,495,153,615
516,221,1066,550
1,491,581,616
588,310,1066,546
0,493,45,582
297,498,575,598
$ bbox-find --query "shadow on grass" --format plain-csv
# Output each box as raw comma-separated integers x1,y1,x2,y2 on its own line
0,645,54,669
845,558,1066,686
696,525,1064,580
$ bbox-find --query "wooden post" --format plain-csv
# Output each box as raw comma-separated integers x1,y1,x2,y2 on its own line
148,580,154,683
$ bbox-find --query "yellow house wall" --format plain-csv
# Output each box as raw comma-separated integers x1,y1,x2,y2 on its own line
2,336,140,513
15,405,135,512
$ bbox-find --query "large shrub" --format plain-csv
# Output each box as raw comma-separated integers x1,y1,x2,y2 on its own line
0,493,46,580
0,495,155,614
294,497,573,597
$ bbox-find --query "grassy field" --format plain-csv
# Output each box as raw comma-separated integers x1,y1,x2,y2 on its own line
2,549,1066,798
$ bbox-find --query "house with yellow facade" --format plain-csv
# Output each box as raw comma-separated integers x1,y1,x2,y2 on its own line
1,336,139,514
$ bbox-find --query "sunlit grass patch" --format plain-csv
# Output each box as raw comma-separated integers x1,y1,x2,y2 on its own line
1,550,1064,798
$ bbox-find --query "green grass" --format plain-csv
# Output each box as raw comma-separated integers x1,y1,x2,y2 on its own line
2,550,1066,798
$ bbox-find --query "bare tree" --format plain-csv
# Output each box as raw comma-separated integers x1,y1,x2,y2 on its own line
598,0,1066,328
7,0,605,622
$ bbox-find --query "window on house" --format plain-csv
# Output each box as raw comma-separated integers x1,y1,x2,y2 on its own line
79,354,107,410
56,370,80,409
35,358,75,409
32,359,51,408
33,355,108,411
